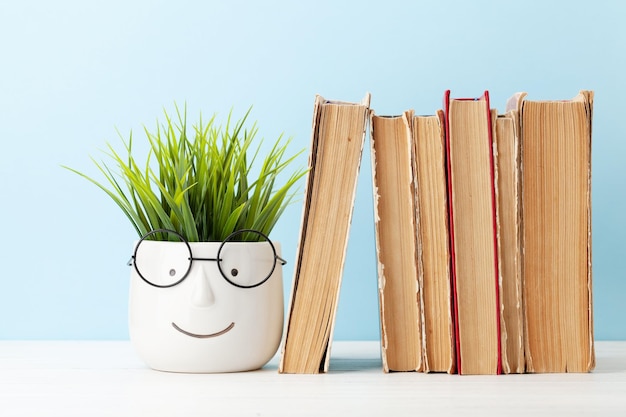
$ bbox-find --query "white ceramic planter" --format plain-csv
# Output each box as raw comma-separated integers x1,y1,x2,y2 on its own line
129,238,284,373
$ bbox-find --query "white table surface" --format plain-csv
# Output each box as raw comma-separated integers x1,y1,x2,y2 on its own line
0,340,624,416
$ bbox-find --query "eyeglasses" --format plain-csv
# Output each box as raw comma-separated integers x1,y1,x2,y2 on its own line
128,229,286,289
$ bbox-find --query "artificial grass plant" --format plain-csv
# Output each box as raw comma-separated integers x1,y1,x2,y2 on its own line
64,105,306,242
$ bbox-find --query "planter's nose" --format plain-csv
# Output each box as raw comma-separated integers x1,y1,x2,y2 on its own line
191,268,215,308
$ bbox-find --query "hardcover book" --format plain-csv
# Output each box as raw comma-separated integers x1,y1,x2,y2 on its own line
279,94,371,374
511,90,595,373
444,90,501,375
411,111,455,374
370,110,423,372
494,110,525,374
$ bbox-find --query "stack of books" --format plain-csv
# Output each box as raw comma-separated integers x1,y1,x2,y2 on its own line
278,91,594,375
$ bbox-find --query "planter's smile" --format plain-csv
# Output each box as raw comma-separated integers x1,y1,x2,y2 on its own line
172,322,235,339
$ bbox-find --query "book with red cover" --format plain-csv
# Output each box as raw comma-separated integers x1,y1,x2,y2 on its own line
443,90,501,375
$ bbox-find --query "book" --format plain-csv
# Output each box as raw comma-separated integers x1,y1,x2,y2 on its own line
493,110,525,374
370,110,423,372
443,90,501,375
411,111,455,374
279,93,371,374
510,91,595,373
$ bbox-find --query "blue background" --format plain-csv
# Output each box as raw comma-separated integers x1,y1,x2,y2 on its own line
1,0,624,340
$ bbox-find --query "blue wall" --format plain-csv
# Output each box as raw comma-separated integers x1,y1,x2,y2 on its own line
1,0,624,340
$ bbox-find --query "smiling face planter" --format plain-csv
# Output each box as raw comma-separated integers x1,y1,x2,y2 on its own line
128,229,284,373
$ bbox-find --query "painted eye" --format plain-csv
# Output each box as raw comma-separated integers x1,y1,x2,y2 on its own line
230,268,239,277
169,269,176,277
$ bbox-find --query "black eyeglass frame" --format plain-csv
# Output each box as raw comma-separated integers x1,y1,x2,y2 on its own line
129,228,286,289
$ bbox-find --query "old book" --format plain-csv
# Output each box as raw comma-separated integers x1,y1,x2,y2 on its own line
370,110,423,372
493,110,525,374
444,90,501,375
512,91,595,373
411,111,455,374
279,94,371,374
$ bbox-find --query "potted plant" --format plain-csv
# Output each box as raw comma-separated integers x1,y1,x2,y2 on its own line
65,105,306,372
